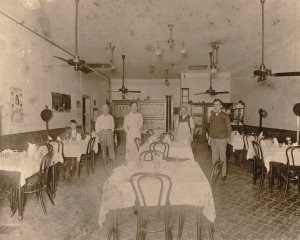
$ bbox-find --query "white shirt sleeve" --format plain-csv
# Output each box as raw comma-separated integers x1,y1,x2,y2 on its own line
123,114,128,132
111,115,115,132
95,116,101,133
189,116,195,129
139,113,143,130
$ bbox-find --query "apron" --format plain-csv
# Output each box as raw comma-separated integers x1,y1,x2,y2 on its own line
176,115,192,145
125,128,141,162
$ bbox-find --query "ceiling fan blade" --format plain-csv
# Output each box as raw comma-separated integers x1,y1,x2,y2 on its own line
82,64,110,80
127,90,141,93
42,64,70,67
215,91,229,94
79,65,93,73
54,56,70,64
271,72,300,77
86,63,112,69
194,92,207,95
106,90,122,92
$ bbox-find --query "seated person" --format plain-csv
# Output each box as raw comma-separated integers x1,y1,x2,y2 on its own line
58,119,85,141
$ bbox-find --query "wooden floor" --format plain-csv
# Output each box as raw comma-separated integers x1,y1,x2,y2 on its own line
0,138,299,240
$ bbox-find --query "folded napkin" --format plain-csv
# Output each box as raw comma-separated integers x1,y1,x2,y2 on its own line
48,135,53,140
76,133,82,141
292,142,298,146
57,137,62,141
273,138,279,147
85,135,91,141
258,132,264,138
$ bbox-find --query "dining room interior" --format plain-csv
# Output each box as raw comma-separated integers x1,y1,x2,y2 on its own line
0,0,300,239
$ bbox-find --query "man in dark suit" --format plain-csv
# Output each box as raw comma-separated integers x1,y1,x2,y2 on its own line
58,119,85,140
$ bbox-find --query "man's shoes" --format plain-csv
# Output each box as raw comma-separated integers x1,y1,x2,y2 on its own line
221,176,227,181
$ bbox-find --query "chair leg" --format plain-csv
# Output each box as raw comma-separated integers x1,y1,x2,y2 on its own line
177,212,184,240
260,164,264,189
269,164,273,192
45,186,55,205
252,158,257,184
284,176,289,197
39,189,47,215
86,161,89,176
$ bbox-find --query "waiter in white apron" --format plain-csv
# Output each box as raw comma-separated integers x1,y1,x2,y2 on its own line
123,102,143,161
175,105,195,145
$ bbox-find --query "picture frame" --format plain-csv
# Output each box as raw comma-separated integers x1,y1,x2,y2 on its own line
181,88,189,103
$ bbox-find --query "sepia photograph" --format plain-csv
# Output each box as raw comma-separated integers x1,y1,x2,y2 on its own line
0,0,299,240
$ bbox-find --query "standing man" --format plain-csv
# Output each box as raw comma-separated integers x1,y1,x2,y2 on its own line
175,105,195,145
95,104,115,165
208,99,232,181
123,102,143,161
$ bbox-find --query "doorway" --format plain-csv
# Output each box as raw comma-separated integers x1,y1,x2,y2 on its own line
82,95,91,133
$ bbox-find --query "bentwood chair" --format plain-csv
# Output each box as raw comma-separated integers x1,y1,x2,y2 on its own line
130,172,173,240
281,146,300,197
252,141,266,189
78,137,96,178
135,138,143,151
22,144,55,215
149,141,170,160
0,177,15,214
210,160,224,189
191,130,202,153
159,132,174,142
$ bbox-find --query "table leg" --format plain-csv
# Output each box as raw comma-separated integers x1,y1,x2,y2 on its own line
197,209,201,240
17,185,23,221
76,159,80,178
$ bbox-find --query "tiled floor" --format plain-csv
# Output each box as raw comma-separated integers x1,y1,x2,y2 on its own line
0,138,299,240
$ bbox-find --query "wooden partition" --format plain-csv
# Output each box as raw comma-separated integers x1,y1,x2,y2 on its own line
111,100,166,133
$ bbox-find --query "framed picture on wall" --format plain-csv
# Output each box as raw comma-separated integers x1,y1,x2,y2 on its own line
181,88,189,103
51,92,71,112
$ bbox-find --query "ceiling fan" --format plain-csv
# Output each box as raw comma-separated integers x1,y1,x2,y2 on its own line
253,0,300,81
52,0,111,76
194,73,229,96
108,55,141,94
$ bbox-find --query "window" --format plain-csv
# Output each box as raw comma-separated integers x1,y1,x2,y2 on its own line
181,88,189,103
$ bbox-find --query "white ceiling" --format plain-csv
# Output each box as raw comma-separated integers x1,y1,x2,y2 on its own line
1,0,299,79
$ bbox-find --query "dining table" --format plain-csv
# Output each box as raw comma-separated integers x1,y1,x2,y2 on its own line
51,136,99,177
260,143,300,172
98,139,216,237
0,144,63,220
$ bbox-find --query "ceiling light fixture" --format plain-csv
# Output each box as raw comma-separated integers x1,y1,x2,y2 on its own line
209,43,220,73
155,24,186,56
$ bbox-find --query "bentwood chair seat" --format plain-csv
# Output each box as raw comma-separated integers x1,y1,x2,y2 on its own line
130,172,173,240
139,149,165,161
78,137,96,178
22,143,55,215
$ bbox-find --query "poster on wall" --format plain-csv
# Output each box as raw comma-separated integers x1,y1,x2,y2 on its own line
10,87,23,122
51,92,71,112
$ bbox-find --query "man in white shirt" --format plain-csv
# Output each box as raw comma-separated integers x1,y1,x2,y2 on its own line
95,104,115,163
123,102,143,161
175,105,195,145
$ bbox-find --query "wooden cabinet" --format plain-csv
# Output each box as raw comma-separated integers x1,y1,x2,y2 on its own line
111,100,166,133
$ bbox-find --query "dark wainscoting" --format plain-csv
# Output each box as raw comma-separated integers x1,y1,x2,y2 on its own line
232,125,297,143
0,127,67,151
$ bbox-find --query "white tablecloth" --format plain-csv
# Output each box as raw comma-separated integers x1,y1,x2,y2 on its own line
262,145,300,172
98,143,216,227
62,138,99,162
0,146,50,186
